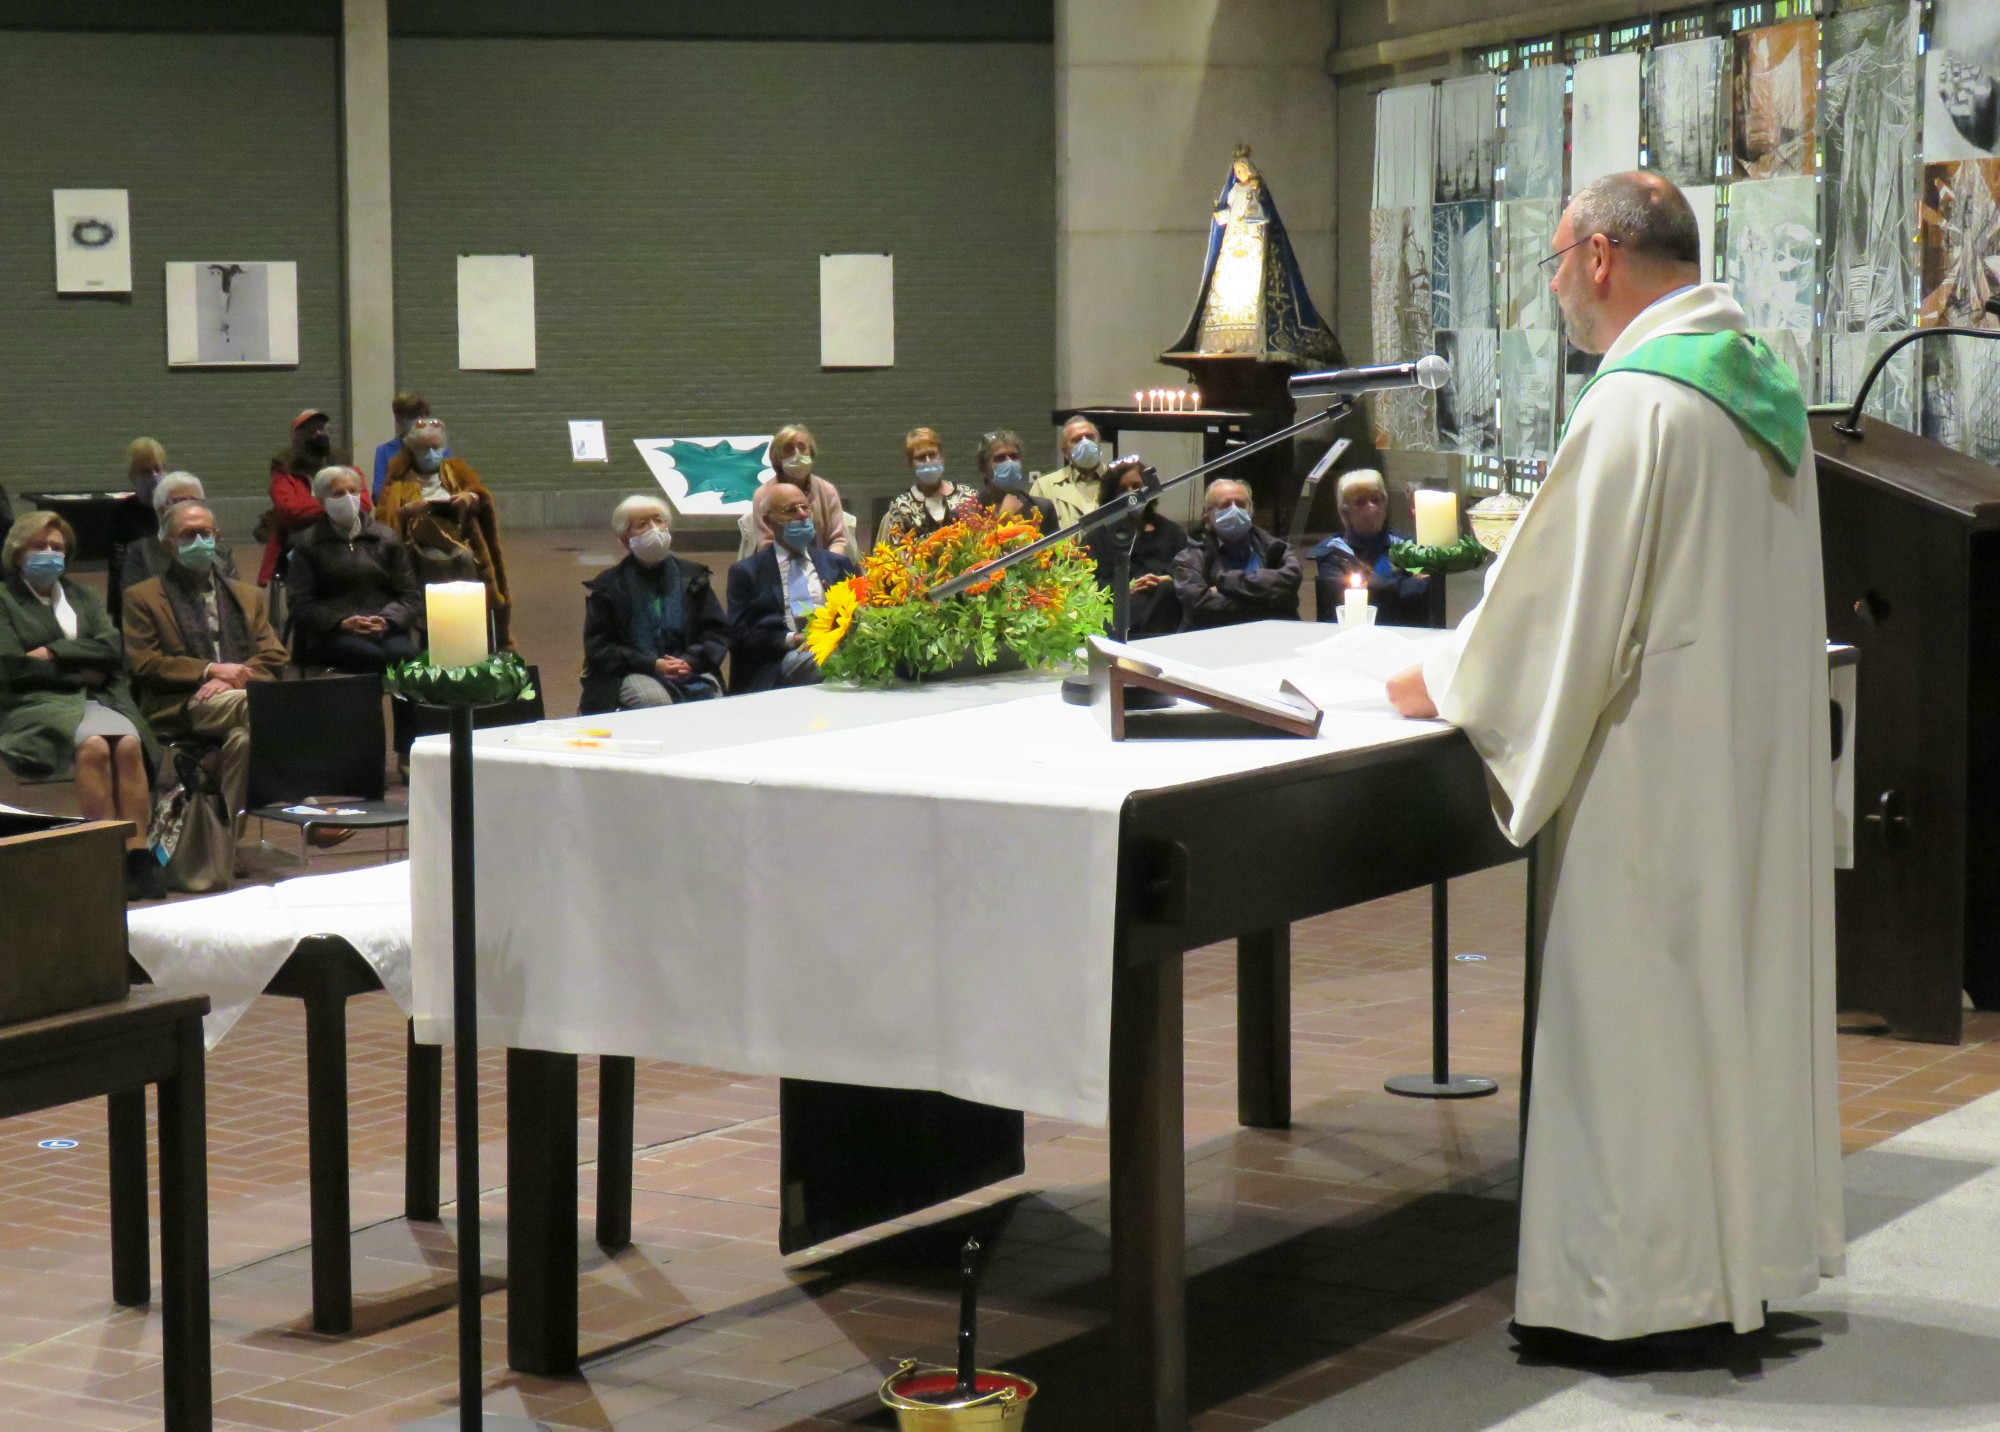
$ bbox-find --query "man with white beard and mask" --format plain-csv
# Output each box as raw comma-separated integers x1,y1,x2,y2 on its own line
1387,171,1842,1360
283,465,422,672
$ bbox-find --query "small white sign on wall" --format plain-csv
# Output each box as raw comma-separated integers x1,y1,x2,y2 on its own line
819,253,894,369
53,189,132,293
569,420,608,462
458,254,536,370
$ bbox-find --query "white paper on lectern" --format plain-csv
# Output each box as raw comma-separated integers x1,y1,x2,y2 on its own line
1293,624,1427,681
568,420,608,462
819,253,894,368
458,254,536,370
52,188,132,293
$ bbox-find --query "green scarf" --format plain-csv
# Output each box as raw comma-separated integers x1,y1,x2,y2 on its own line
1564,329,1808,473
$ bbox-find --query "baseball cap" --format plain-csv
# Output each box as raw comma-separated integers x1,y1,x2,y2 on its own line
291,408,329,431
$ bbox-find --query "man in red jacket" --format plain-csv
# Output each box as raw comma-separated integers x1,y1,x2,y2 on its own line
258,409,368,587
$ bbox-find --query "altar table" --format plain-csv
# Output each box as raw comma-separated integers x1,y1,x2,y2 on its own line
409,621,1525,1431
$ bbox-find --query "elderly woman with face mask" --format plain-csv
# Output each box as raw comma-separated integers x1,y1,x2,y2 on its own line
1171,478,1302,630
283,466,422,672
973,430,1059,530
580,496,729,713
1083,458,1187,637
380,417,514,650
738,424,850,559
1308,468,1433,627
106,437,170,626
0,511,162,898
878,427,976,547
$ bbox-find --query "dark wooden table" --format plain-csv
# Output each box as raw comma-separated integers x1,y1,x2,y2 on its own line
4,991,212,1432
497,719,1527,1431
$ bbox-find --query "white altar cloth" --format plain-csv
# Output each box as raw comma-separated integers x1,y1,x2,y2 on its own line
126,860,414,1048
409,624,1448,1125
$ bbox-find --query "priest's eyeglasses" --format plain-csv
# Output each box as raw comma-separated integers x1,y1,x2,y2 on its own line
1539,233,1620,271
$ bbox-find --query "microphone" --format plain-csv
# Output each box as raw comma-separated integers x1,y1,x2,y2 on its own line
1289,354,1450,399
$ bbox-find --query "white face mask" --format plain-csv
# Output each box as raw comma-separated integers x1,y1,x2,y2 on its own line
323,493,362,532
780,453,813,478
628,525,673,564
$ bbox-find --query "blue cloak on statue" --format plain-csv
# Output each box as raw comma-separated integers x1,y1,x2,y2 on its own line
1166,147,1343,367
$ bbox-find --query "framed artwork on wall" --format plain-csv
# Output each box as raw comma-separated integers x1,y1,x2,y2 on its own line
634,435,774,516
52,189,131,294
164,261,299,366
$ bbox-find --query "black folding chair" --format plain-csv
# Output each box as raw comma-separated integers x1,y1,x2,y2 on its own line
245,674,408,862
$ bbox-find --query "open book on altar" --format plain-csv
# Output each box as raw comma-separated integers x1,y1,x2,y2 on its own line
1087,636,1323,738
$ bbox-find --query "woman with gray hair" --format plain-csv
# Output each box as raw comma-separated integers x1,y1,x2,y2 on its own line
283,465,422,671
117,471,239,599
1307,468,1433,627
579,495,728,713
0,510,163,899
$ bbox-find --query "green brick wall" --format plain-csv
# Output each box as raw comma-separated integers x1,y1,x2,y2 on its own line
0,30,345,500
386,36,1057,525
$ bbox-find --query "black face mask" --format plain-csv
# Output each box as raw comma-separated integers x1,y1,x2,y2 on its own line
298,433,331,462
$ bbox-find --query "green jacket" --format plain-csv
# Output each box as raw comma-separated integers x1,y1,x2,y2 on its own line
0,572,159,781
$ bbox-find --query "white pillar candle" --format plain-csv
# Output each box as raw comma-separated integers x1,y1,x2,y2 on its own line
1343,574,1369,617
1413,489,1458,548
426,581,489,668
1133,390,1143,411
1191,388,1201,411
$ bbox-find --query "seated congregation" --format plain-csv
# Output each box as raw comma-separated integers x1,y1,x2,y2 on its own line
0,401,1423,900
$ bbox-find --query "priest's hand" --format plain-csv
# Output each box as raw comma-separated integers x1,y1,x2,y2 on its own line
1386,663,1437,719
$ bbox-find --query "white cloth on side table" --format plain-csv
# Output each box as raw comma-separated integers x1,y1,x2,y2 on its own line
408,623,1451,1126
126,860,414,1049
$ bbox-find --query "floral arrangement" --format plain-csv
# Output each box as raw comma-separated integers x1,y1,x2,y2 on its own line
805,507,1111,685
384,650,535,707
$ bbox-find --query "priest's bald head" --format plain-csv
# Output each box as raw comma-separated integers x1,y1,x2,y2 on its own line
1549,172,1703,355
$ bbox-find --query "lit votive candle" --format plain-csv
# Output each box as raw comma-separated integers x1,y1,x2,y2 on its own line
426,581,489,668
1134,390,1144,411
1413,488,1458,548
1338,573,1375,627
1191,387,1201,411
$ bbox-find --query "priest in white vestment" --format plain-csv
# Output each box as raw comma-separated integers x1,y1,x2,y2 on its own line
1388,172,1843,1349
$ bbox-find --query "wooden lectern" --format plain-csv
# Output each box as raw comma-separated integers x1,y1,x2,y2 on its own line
1813,414,2000,1041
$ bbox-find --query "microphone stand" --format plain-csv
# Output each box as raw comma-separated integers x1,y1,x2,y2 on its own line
1827,323,2000,438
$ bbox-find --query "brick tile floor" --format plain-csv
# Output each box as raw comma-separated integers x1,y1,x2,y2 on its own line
2,531,1990,1429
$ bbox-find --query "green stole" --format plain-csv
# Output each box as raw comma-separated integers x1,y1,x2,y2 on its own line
1562,329,1808,474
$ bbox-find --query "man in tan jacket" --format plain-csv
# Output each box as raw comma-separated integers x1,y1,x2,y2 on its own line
123,503,289,818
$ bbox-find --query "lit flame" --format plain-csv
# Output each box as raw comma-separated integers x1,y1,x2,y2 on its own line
1349,573,1365,590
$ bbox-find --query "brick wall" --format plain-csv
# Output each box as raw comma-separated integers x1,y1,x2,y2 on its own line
0,31,345,505
387,36,1058,529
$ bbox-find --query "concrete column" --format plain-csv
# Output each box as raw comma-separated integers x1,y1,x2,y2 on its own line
342,0,395,461
1054,0,1338,515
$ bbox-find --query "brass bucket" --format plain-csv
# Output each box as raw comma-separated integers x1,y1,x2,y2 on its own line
879,1360,1037,1431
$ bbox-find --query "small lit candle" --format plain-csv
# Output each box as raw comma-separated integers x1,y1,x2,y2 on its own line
1413,488,1459,548
1134,390,1144,411
426,581,489,668
1343,573,1369,616
1191,387,1201,411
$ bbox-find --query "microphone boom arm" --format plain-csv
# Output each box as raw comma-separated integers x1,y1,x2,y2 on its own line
925,399,1354,602
1833,325,2000,438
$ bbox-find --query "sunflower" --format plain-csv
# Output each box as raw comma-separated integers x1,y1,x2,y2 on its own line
804,579,861,663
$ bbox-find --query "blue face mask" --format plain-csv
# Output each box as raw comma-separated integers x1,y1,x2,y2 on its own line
914,461,945,488
779,518,817,553
415,448,445,474
990,458,1027,493
22,550,65,588
175,535,218,572
1068,437,1101,470
1212,503,1253,542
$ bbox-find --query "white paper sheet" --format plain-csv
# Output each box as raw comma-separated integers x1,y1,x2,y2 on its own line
1294,623,1430,680
52,188,131,294
457,254,536,370
568,419,608,462
819,252,895,368
1571,53,1643,191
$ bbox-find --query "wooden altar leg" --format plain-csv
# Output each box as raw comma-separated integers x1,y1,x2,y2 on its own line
1236,927,1291,1129
107,1087,149,1307
596,1055,635,1250
156,1015,211,1432
301,974,353,1334
507,1048,579,1376
1111,951,1185,1432
404,1021,441,1222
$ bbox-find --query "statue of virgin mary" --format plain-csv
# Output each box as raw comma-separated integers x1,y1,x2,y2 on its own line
1165,145,1344,366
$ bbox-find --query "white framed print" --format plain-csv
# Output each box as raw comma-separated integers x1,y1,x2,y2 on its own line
53,189,132,293
165,261,299,366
